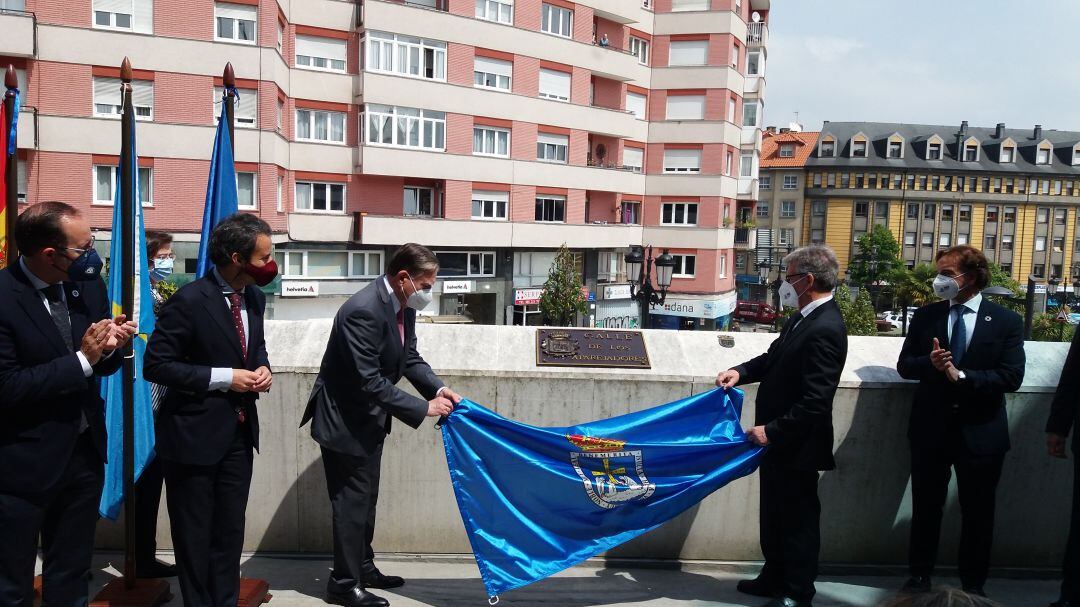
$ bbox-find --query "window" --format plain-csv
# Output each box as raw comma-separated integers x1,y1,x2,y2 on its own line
941,205,953,222
540,3,572,37
875,202,888,220
756,202,769,217
296,108,346,144
93,165,152,206
852,140,867,157
810,229,825,245
918,175,928,190
781,201,796,218
629,36,649,65
957,233,968,245
778,229,794,246
213,87,256,127
812,200,826,216
476,0,513,23
841,174,850,188
295,181,345,213
1037,147,1051,164
759,175,771,190
277,176,283,212
671,254,696,277
724,151,733,176
986,206,999,222
474,56,512,91
1001,145,1014,163
277,20,283,52
619,200,641,224
922,232,933,246
537,132,569,163
666,95,705,120
907,174,916,189
906,203,918,219
366,104,445,151
959,205,971,222
717,253,727,278
854,201,868,218
779,144,795,158
538,68,571,101
887,141,903,158
276,99,283,130
623,146,644,172
93,0,151,31
939,232,951,247
820,140,835,157
730,41,739,69
282,250,383,279
93,77,153,120
782,175,798,190
473,125,510,157
740,152,753,178
728,97,736,123
923,203,936,219
1053,180,1063,195
661,202,698,226
403,186,434,216
236,172,256,209
663,148,701,173
827,173,836,188
16,160,26,203
742,101,759,127
747,50,762,75
1054,237,1065,251
471,190,508,220
927,142,942,160
1037,208,1049,223
626,92,646,120
535,195,566,222
1056,209,1067,225
366,31,447,81
215,2,256,44
669,40,708,66
296,35,348,73
671,0,709,10
1033,264,1045,277
1036,236,1047,252
437,251,497,277
963,142,978,161
904,232,916,246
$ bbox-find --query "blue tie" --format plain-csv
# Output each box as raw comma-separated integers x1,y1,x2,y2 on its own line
950,304,967,365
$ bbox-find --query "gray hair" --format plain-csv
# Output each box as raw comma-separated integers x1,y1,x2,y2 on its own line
783,245,840,291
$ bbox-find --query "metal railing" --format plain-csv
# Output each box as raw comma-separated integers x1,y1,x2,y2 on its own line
747,21,766,45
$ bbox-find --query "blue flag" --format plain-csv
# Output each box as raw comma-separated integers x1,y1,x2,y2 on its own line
99,126,157,520
196,91,238,278
440,388,764,598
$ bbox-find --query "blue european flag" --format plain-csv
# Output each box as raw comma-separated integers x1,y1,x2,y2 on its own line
99,126,157,520
195,91,239,279
440,388,764,599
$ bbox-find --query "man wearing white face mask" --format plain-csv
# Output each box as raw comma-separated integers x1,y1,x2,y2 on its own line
897,245,1025,599
716,245,848,607
302,243,460,607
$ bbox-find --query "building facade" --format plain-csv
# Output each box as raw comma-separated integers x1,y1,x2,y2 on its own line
1,0,770,326
804,121,1080,291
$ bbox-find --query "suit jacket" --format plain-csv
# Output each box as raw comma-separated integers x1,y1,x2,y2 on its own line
1048,325,1080,454
897,298,1025,456
0,259,122,493
301,276,444,457
144,274,270,466
733,298,848,471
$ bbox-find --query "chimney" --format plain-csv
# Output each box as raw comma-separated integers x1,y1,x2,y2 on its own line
1034,124,1043,140
765,125,777,134
995,123,1006,138
960,120,969,135
779,127,790,134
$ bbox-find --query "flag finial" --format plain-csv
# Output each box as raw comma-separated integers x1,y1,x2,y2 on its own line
4,64,15,90
224,62,235,88
120,57,132,82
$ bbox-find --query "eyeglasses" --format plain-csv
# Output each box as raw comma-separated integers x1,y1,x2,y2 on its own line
153,253,176,260
58,236,96,256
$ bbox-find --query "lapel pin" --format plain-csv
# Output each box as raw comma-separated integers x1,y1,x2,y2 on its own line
71,290,79,298
984,315,991,322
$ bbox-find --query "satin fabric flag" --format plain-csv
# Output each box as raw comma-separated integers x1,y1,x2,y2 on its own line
0,99,7,269
440,388,764,599
98,123,157,520
195,90,238,278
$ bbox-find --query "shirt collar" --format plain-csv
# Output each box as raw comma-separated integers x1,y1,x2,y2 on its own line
383,275,402,315
800,294,833,318
212,267,244,296
950,292,982,314
19,257,55,290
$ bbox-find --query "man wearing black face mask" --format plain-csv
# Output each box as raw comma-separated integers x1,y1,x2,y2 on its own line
0,201,137,606
897,245,1025,599
302,243,460,607
145,213,274,607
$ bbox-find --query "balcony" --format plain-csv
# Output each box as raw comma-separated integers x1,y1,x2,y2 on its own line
358,215,644,249
737,176,757,197
735,227,757,249
641,226,735,250
287,213,355,243
747,21,769,47
0,9,34,57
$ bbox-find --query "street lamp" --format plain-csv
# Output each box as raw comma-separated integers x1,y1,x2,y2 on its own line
1048,276,1061,311
625,245,674,329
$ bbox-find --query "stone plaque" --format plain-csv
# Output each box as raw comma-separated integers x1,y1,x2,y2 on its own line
536,328,651,369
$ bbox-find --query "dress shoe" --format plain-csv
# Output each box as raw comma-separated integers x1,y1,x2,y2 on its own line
900,576,932,593
136,559,178,578
359,569,405,590
737,577,779,598
326,586,389,607
762,596,812,607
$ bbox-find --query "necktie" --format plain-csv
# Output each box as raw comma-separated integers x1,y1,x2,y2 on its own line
41,284,74,352
397,308,405,346
227,292,248,423
779,311,803,344
950,304,967,365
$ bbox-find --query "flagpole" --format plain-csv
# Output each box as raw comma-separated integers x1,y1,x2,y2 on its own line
3,65,17,264
119,56,138,590
223,62,235,156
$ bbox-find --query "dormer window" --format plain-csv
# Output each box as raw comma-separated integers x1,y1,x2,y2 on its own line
820,139,835,157
853,140,867,157
888,141,902,158
1001,146,1015,163
1036,141,1053,165
779,143,795,158
963,141,979,162
928,142,942,160
1072,146,1080,165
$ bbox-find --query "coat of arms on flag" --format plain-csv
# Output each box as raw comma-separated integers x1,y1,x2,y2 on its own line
567,434,655,509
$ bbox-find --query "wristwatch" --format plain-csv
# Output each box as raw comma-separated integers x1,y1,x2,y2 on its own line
956,370,967,382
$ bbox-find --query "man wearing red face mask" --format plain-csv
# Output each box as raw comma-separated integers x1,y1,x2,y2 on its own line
145,213,275,607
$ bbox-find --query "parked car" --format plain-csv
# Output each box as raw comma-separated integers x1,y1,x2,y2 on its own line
734,301,778,324
880,308,916,330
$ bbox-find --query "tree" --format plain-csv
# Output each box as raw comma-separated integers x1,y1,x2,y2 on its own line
834,283,877,336
986,261,1024,315
849,224,903,288
1031,312,1076,342
539,244,588,326
891,262,936,310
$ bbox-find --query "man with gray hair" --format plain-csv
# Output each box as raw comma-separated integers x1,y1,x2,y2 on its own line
716,245,848,607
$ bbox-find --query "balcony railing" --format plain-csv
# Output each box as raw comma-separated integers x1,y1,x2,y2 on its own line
747,22,766,45
587,158,641,173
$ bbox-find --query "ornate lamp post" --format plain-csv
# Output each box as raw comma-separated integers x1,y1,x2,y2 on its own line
1048,275,1061,312
625,245,674,330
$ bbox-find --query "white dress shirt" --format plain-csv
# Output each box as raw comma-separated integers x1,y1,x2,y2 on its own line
19,257,95,378
791,294,834,332
946,292,981,348
209,268,251,392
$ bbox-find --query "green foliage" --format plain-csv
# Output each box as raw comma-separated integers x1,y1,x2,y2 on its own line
847,286,879,335
539,244,588,326
155,279,179,300
890,262,936,309
1031,312,1076,342
849,224,903,287
986,261,1024,315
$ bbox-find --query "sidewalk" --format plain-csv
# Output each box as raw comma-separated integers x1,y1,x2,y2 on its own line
80,553,1059,607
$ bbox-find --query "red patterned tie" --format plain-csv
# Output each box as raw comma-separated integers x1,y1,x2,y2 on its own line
228,293,248,423
397,308,405,346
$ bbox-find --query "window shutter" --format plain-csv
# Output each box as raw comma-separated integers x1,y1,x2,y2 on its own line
131,80,154,108
537,132,568,147
473,190,509,203
93,77,123,106
668,40,708,65
665,95,704,120
626,92,646,119
215,2,256,20
663,148,701,170
133,0,152,32
296,35,347,62
538,68,571,99
623,147,643,167
474,56,512,78
94,0,133,13
671,0,708,10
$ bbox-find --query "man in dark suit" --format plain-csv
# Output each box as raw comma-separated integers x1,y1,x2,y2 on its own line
302,243,459,607
716,245,848,607
145,213,275,607
1048,328,1080,607
897,245,1025,598
0,201,136,607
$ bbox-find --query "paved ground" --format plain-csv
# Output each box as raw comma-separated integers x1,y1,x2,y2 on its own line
76,553,1059,607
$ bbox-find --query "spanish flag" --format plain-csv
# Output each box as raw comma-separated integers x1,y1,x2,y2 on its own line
0,99,7,269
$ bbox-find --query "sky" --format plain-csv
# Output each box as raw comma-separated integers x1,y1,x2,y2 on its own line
764,0,1080,133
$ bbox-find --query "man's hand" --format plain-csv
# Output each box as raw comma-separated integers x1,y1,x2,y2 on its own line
930,338,953,372
943,361,961,383
426,396,454,418
440,387,462,405
79,319,112,366
746,425,769,446
1049,433,1069,459
251,366,272,392
715,369,740,389
230,369,260,393
103,315,138,352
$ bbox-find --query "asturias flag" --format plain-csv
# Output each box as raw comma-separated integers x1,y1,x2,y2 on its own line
0,98,7,269
98,123,157,520
195,90,238,278
440,388,764,599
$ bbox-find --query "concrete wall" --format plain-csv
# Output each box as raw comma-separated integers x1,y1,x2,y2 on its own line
97,324,1075,570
